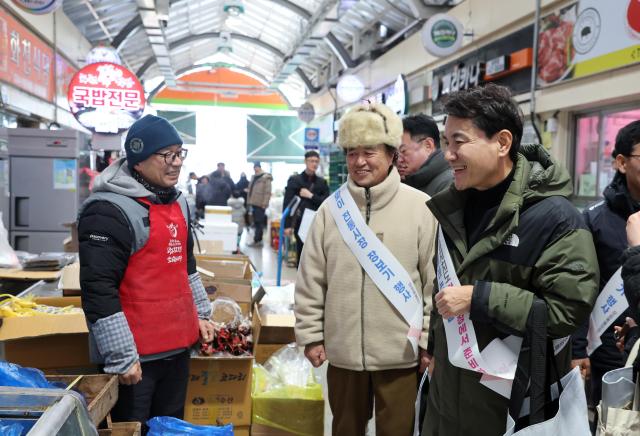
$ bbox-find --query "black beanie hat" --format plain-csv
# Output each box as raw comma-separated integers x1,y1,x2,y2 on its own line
125,115,183,170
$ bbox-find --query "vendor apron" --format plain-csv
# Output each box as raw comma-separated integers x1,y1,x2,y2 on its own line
328,184,423,355
119,198,199,355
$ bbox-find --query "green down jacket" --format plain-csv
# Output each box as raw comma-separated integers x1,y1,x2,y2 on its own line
423,144,599,436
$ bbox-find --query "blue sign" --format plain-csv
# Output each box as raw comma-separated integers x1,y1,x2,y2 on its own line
304,127,320,150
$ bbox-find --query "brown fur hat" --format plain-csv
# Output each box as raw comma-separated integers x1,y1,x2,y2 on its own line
338,102,402,149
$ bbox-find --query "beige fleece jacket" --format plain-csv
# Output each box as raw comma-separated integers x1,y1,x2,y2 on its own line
294,168,437,371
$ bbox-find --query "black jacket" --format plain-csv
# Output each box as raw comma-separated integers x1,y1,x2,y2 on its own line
196,177,231,209
621,245,640,373
571,172,638,369
403,149,452,197
283,171,329,232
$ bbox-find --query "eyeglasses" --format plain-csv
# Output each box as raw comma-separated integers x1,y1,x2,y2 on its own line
154,149,188,164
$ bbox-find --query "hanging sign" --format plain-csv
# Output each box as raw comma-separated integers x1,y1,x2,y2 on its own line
421,13,464,57
85,46,122,66
304,127,320,150
11,0,62,15
384,74,408,115
68,62,145,134
298,102,315,123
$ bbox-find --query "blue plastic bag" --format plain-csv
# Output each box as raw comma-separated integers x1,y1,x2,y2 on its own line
0,360,57,389
0,420,24,436
147,417,234,435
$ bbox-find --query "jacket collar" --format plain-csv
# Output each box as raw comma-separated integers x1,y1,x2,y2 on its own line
604,172,640,218
404,149,449,189
346,166,400,211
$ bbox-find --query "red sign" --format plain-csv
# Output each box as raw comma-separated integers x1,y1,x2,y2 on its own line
68,62,145,134
56,54,77,107
0,6,55,101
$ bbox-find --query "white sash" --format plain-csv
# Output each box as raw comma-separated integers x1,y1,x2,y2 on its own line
586,267,627,355
436,226,569,398
328,184,423,355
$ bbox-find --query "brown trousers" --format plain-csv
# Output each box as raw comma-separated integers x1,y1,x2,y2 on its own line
327,364,417,436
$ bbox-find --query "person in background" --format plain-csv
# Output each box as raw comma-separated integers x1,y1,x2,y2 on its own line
423,84,598,435
247,162,272,247
227,190,246,254
210,162,235,193
236,172,250,228
187,172,198,195
621,210,640,377
283,150,330,266
78,115,213,431
295,102,437,436
398,114,452,196
571,120,640,410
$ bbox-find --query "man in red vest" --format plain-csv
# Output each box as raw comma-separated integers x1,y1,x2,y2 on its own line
79,115,214,430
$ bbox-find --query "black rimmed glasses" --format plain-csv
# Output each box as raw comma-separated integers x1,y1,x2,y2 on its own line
154,149,188,164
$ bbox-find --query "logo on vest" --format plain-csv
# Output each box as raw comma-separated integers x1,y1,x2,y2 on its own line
167,223,178,238
129,138,144,153
503,233,520,248
166,223,183,263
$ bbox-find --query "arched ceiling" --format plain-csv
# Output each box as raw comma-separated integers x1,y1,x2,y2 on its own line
63,0,463,107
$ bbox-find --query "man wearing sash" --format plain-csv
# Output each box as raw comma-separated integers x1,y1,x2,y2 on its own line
294,102,438,435
571,120,640,409
423,84,598,435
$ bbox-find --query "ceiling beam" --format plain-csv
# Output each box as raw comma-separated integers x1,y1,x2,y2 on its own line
269,0,312,20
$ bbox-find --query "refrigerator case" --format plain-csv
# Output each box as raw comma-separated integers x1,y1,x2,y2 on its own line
0,128,8,232
8,129,89,253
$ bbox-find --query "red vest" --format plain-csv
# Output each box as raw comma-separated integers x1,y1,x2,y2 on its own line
119,198,199,355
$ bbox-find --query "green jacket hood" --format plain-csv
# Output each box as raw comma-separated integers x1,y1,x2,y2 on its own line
518,143,573,205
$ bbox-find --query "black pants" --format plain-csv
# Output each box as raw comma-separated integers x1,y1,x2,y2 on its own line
294,231,304,267
252,206,266,243
110,350,190,434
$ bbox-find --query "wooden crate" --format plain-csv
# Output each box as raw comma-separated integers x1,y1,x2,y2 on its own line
46,374,118,426
98,422,142,436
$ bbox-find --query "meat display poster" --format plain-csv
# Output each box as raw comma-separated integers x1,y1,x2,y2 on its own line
538,0,640,86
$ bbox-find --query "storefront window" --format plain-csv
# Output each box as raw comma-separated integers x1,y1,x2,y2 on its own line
574,107,640,199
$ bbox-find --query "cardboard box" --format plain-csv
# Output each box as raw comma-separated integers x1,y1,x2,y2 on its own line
253,304,296,365
1,296,92,370
196,240,224,255
195,255,252,280
233,425,250,436
184,356,254,427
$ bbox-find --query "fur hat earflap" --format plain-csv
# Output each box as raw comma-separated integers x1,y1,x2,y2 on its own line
338,102,402,149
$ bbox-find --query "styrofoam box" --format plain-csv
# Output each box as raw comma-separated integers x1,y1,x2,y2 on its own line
200,221,238,251
204,206,233,224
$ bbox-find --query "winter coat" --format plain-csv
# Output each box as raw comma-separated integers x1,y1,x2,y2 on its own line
424,144,599,436
621,245,640,373
403,149,453,197
227,196,246,233
248,172,273,209
196,177,231,208
78,158,211,374
283,171,330,232
294,168,438,371
571,172,638,371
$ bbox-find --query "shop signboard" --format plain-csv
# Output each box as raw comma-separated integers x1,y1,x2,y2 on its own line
304,127,320,151
67,62,145,134
384,74,408,115
430,26,534,114
421,13,464,57
538,0,640,86
11,0,62,15
0,6,54,102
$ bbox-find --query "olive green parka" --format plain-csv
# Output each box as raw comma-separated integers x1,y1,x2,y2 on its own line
423,144,599,436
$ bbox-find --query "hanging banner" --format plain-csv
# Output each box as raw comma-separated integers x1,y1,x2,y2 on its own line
55,54,77,109
538,0,640,86
68,62,145,134
421,13,464,57
0,6,54,101
11,0,62,15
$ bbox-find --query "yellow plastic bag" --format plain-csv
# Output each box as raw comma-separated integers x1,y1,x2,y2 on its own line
252,344,324,436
